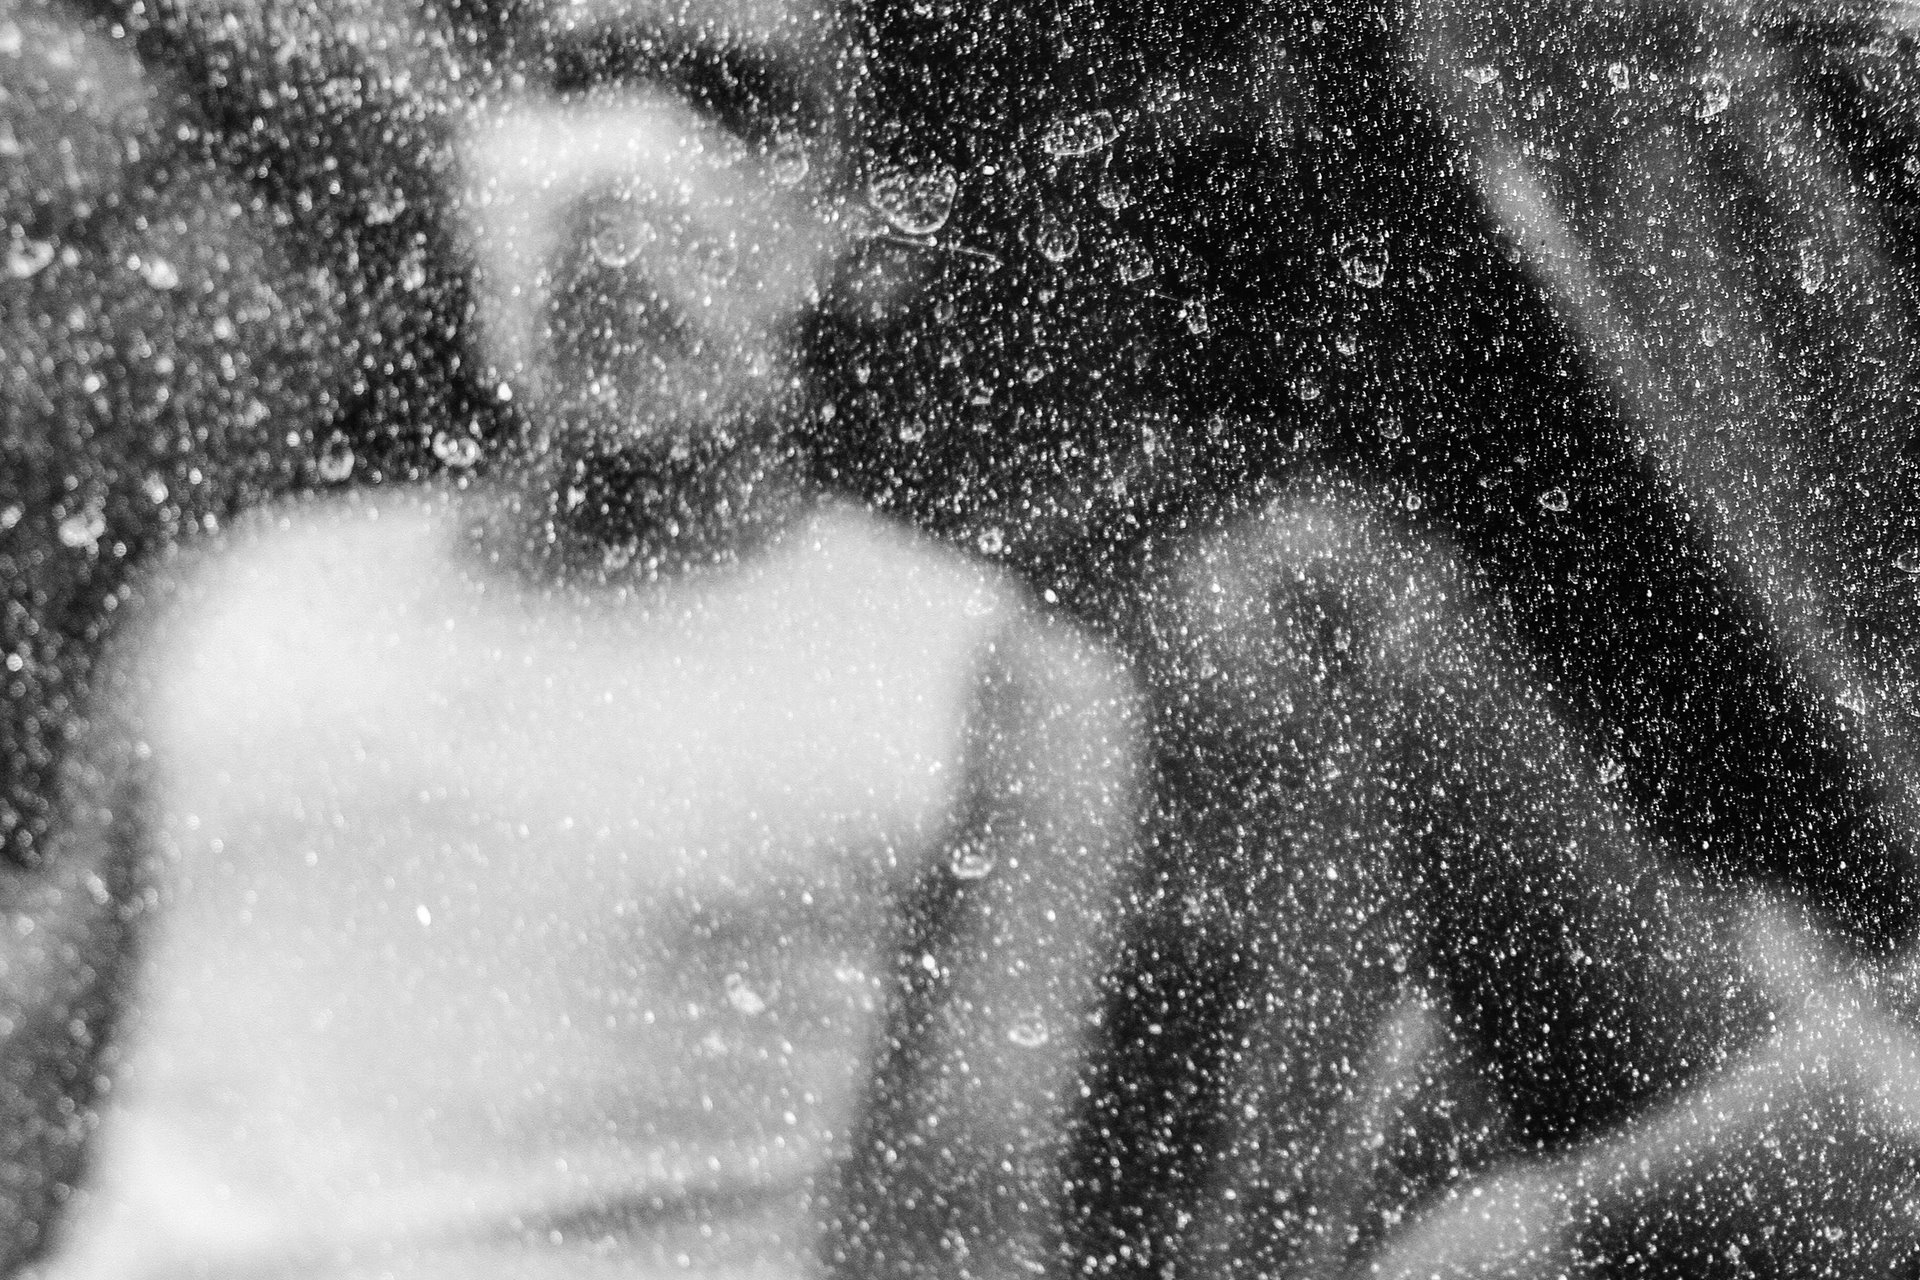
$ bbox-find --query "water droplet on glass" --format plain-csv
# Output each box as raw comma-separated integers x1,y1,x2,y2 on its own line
1699,321,1722,348
7,238,53,280
1337,233,1389,288
770,138,810,186
1597,755,1626,785
868,164,959,236
1008,1016,1051,1048
366,193,407,225
898,420,927,443
950,843,996,880
1607,61,1631,91
1896,549,1920,575
1538,486,1570,513
1040,108,1121,158
317,432,356,483
1096,179,1134,211
1113,237,1154,284
1334,330,1361,357
58,509,105,551
1181,299,1210,335
432,431,481,469
415,904,433,927
1035,212,1078,263
1293,376,1322,403
140,256,180,290
1465,64,1500,86
396,249,427,293
1797,239,1828,293
725,973,767,1016
589,207,655,269
143,474,169,504
977,527,1006,556
1699,72,1731,120
0,504,21,531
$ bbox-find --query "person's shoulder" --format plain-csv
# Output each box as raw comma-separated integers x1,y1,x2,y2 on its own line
107,486,463,725
802,503,1142,727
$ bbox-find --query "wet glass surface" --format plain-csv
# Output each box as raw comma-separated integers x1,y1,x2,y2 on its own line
14,0,1920,1276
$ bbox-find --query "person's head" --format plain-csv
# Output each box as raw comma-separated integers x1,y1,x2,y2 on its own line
456,0,862,569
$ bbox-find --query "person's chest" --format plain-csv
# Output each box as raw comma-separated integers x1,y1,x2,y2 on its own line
76,491,1011,1262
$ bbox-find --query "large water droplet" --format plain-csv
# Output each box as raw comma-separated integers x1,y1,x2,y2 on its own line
725,973,767,1017
1797,239,1828,293
1895,549,1920,575
1699,72,1731,120
433,431,481,469
1035,212,1078,263
1040,109,1121,158
317,432,356,483
7,238,54,280
770,138,810,186
1464,64,1500,86
1008,1016,1051,1048
950,844,996,880
977,527,1006,556
140,256,180,290
1337,233,1388,288
1538,486,1570,513
868,164,958,236
58,508,105,551
1113,237,1154,284
589,206,656,269
1607,61,1631,91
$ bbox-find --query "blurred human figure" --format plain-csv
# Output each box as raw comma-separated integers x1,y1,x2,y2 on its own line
24,1,1139,1275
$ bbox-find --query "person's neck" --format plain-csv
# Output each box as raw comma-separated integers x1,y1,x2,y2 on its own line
469,420,817,587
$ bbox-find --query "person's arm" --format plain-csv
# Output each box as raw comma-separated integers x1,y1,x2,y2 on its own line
0,646,153,1274
832,610,1144,1280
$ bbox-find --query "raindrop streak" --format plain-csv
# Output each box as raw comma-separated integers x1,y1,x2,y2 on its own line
58,510,105,551
317,433,356,483
950,845,996,880
1337,235,1388,288
433,431,481,469
1035,213,1079,263
1008,1016,1051,1048
770,139,809,186
7,238,54,279
868,165,959,236
1538,486,1571,513
1040,109,1121,158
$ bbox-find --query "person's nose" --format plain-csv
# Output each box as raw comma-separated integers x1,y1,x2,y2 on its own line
463,94,838,396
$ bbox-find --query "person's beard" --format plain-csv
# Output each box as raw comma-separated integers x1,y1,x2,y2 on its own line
484,389,813,584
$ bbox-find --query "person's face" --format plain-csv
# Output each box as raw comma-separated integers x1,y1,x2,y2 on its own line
460,0,852,449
